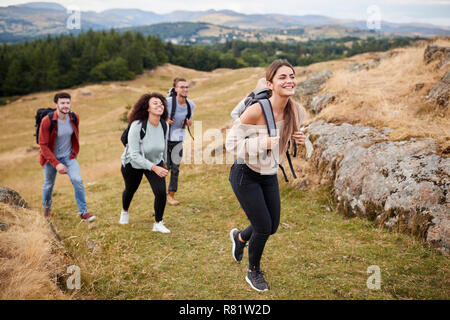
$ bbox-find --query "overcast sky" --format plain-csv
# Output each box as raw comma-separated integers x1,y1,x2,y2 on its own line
2,0,450,26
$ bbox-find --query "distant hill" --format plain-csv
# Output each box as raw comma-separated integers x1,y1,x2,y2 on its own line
0,2,449,43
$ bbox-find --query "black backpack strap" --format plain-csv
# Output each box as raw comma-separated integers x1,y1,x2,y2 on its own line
160,118,168,138
48,111,57,135
285,150,297,179
140,118,148,141
185,99,192,122
184,99,194,140
69,111,78,128
169,89,177,121
279,164,289,182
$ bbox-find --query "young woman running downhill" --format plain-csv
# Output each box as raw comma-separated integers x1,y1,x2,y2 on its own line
226,59,306,291
120,93,171,233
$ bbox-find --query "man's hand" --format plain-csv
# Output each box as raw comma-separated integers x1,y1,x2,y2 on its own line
167,119,174,125
152,165,168,178
56,163,68,174
182,119,192,127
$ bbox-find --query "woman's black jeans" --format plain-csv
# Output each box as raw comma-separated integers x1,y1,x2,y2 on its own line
121,161,167,222
229,161,280,271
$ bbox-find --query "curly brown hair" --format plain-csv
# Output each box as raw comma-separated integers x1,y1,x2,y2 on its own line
127,93,168,125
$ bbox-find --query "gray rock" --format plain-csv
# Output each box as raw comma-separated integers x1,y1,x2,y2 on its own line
413,83,425,91
305,120,388,182
426,70,449,108
0,222,8,231
303,121,449,255
424,44,450,65
349,61,379,73
0,186,29,208
294,69,332,100
307,93,337,114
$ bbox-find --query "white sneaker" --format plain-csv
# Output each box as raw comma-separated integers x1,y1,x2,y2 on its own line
152,221,171,233
119,211,129,224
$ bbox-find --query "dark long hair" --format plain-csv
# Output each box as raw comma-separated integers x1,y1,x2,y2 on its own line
266,59,300,153
127,93,168,125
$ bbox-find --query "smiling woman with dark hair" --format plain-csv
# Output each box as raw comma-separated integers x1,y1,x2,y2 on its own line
120,92,171,233
226,59,307,291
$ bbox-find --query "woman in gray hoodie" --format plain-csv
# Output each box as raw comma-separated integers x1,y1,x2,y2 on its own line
120,93,171,233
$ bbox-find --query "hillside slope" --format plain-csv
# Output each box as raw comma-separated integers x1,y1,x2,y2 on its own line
0,39,448,299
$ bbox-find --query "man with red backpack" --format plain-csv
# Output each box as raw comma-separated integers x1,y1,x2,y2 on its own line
38,92,96,222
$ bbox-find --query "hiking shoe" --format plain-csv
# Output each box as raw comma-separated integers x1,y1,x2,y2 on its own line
230,228,246,262
167,193,180,206
80,212,97,222
119,210,129,225
246,269,269,292
152,221,171,233
44,209,51,218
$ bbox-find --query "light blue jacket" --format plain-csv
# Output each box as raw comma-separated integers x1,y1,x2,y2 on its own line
121,120,168,171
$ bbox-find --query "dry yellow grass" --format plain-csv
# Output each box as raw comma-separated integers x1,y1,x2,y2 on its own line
0,203,69,299
312,38,450,153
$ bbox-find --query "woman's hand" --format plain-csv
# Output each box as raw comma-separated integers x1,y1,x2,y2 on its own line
291,131,306,145
152,165,168,178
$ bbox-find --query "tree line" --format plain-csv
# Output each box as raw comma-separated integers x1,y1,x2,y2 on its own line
0,29,422,98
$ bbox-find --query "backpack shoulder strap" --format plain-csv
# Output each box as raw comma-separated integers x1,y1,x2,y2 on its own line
160,119,168,137
48,111,57,135
258,99,277,137
170,90,177,120
140,118,148,141
185,99,192,120
69,111,78,128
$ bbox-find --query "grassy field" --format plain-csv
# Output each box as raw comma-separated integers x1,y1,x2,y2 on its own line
0,42,449,299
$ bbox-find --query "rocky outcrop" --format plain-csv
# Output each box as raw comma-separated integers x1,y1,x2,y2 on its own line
307,93,337,114
301,121,449,255
424,44,450,68
293,69,335,114
0,186,29,208
426,70,450,108
348,51,398,72
294,69,332,100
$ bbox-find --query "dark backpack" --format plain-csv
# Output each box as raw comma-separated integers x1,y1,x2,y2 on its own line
168,88,194,140
121,118,168,147
241,88,297,182
34,108,78,144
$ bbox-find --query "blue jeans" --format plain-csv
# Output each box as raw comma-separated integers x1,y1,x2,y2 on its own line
42,156,87,214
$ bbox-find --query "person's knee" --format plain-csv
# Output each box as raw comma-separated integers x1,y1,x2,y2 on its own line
254,223,272,238
155,187,166,200
71,177,83,186
270,223,279,235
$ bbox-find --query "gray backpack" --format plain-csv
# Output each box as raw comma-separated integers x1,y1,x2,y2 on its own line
240,88,297,182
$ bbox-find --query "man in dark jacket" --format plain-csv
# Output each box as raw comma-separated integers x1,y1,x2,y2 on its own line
39,92,96,222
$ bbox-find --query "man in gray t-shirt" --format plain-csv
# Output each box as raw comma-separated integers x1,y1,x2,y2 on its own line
166,77,195,205
39,92,96,222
